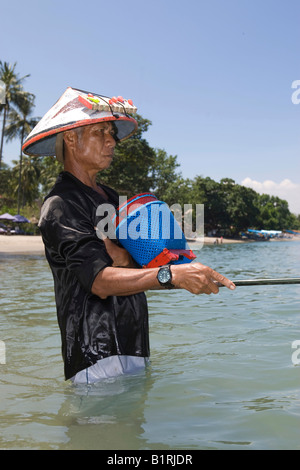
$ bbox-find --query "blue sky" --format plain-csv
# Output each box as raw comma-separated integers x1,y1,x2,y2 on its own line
1,0,299,213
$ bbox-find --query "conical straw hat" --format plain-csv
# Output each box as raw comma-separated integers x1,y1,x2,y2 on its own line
22,87,138,162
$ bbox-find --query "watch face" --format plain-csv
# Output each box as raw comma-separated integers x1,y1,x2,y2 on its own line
158,268,171,283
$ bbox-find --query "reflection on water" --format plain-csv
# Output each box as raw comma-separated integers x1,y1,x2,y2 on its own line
0,242,299,450
60,371,155,450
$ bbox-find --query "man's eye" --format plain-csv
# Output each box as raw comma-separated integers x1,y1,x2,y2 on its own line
105,129,116,138
95,127,116,138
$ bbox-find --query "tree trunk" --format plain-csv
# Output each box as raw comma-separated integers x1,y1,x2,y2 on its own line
17,124,25,214
0,103,8,170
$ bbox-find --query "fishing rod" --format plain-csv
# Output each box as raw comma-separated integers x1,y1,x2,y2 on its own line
216,278,300,287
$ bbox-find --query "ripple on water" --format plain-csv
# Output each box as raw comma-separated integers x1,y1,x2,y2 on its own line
0,243,300,449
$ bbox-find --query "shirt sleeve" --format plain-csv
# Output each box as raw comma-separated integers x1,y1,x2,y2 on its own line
39,194,113,292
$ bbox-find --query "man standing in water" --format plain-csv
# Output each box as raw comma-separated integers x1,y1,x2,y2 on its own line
22,88,235,384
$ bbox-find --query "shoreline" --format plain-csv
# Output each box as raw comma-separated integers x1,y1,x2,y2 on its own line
188,236,244,245
0,234,244,255
1,234,298,255
0,235,45,255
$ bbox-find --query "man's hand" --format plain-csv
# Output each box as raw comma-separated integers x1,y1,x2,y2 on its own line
102,237,135,268
171,262,236,295
92,260,235,299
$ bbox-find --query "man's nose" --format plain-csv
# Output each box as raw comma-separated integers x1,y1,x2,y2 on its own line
105,133,116,148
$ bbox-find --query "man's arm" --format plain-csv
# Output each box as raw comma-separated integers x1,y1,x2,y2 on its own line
101,236,136,267
92,236,236,298
91,262,236,298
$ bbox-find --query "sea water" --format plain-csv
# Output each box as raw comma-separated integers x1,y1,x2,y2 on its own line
0,240,299,450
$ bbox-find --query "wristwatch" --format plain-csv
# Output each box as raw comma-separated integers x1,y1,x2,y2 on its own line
157,265,174,289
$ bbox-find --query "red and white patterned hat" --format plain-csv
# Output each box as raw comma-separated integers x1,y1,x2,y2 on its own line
22,87,138,162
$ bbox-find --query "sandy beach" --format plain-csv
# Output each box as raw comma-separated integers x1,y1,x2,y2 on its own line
1,234,298,255
0,234,246,255
0,235,45,254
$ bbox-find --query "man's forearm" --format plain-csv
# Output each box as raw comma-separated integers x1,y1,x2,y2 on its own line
91,262,236,299
91,266,161,298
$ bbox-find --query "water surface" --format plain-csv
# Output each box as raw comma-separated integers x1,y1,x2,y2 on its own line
0,241,299,449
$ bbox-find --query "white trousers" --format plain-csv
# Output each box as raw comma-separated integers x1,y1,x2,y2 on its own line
71,355,149,384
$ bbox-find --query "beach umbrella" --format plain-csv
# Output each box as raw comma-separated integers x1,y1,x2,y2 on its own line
0,212,15,221
13,214,30,223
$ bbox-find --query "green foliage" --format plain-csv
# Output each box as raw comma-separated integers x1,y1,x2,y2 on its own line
0,167,11,195
98,115,156,196
39,156,63,196
0,61,32,170
9,156,41,206
1,61,299,234
5,95,40,145
151,148,181,201
186,176,300,235
255,194,298,231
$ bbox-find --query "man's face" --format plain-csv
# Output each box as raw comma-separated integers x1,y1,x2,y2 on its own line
72,121,117,171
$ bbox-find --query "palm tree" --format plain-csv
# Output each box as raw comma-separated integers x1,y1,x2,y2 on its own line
39,156,63,196
5,94,40,213
0,61,31,170
10,156,41,209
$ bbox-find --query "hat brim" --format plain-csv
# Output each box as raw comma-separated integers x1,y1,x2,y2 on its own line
23,116,137,161
22,87,138,159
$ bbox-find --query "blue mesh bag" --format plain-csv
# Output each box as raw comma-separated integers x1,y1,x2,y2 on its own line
113,193,196,268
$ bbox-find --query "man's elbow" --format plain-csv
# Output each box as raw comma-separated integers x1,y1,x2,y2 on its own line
91,269,109,299
91,285,108,299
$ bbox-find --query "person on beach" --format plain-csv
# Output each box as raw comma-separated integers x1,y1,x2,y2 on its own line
22,88,235,384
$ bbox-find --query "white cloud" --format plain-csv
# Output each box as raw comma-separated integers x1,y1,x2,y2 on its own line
241,178,300,215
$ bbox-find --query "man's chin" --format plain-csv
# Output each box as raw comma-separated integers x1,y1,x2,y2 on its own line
105,155,114,168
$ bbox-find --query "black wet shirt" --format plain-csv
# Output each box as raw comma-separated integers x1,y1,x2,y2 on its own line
39,171,149,380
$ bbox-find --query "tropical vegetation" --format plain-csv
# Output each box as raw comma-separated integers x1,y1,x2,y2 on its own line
0,61,299,236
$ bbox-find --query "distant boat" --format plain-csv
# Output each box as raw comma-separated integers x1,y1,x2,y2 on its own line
241,229,270,241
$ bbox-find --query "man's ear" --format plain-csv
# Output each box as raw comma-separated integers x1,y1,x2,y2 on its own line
63,130,76,148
